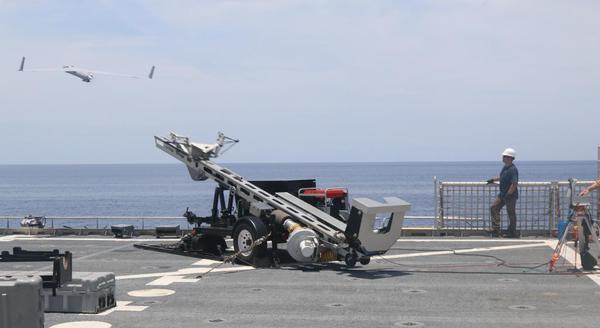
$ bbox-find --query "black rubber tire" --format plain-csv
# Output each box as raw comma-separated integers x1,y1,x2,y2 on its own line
344,253,357,267
233,220,267,264
359,257,371,265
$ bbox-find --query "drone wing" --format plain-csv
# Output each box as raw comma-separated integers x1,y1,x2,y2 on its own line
23,68,68,72
18,56,67,72
78,69,140,79
78,66,155,79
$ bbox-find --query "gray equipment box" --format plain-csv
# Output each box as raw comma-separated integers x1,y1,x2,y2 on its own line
0,275,44,328
44,272,116,314
155,224,181,238
111,224,134,238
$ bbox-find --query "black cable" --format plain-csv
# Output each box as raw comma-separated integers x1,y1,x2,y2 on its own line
382,247,550,270
373,257,591,275
450,251,549,270
375,251,595,275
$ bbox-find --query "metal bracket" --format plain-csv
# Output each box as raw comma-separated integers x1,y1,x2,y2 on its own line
0,247,72,294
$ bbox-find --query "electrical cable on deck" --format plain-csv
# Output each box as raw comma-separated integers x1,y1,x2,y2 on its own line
375,255,595,275
374,248,562,274
196,232,271,279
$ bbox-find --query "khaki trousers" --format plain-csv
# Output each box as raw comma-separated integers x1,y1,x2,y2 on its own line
490,196,517,233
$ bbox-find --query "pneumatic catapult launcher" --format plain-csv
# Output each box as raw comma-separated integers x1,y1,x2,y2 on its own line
152,132,411,267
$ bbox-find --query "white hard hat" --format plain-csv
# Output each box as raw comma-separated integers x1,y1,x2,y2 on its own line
502,148,516,158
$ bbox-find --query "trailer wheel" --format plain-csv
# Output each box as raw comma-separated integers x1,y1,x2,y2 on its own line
233,218,268,264
344,253,357,267
359,257,371,265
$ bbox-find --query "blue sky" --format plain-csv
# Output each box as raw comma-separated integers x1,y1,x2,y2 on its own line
1,0,599,164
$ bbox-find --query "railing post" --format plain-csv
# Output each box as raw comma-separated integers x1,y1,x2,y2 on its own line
597,146,599,220
597,146,600,180
433,176,439,233
96,217,99,229
550,181,559,232
438,180,445,231
142,218,145,231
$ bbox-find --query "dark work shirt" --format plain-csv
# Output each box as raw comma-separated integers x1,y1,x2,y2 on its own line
499,164,519,199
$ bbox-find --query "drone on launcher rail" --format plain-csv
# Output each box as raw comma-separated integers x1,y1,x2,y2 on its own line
18,57,155,83
137,131,411,268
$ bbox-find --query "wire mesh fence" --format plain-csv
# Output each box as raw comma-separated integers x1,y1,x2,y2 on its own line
0,216,191,232
436,180,598,234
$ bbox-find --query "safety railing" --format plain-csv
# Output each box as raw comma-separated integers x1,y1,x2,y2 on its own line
435,180,598,234
0,216,191,235
0,215,434,236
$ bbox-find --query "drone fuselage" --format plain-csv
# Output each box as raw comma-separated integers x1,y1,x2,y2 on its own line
65,70,93,83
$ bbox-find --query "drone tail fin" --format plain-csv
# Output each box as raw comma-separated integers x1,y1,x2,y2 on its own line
148,66,155,79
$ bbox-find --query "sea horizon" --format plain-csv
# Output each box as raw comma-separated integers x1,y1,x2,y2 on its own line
1,161,597,221
0,159,597,166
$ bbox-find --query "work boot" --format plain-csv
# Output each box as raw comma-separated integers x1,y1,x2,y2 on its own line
487,229,501,238
502,230,520,239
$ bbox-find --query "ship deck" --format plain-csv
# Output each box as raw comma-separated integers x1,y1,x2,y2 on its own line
1,234,599,328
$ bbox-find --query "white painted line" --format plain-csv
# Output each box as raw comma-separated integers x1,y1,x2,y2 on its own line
117,265,255,281
92,307,117,316
192,259,222,266
177,266,256,275
5,236,162,242
112,301,148,312
75,243,136,261
1,235,552,244
118,268,210,280
544,240,600,288
93,301,148,316
398,238,554,243
128,288,176,297
380,242,549,260
147,275,199,286
50,321,112,328
117,243,546,281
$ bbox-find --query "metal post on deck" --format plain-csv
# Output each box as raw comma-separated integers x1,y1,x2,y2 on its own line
550,181,559,231
597,146,599,220
433,176,439,232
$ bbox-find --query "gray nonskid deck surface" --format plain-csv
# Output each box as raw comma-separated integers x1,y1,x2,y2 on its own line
1,235,599,328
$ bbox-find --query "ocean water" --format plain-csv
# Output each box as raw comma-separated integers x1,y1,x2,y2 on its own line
0,161,597,227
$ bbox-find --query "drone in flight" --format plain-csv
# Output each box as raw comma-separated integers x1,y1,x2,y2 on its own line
18,57,155,83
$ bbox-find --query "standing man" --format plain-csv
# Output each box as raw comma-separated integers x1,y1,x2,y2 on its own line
487,148,519,238
580,180,600,220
